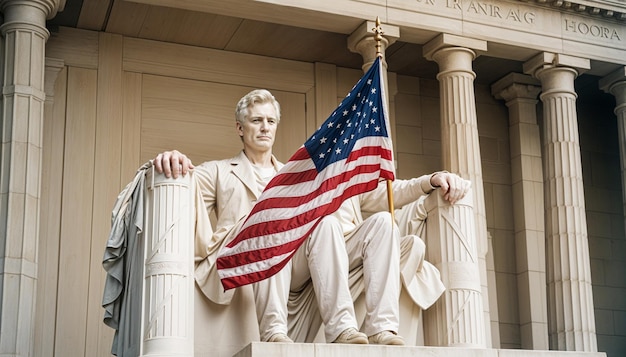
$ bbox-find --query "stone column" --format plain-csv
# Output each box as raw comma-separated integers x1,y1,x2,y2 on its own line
423,33,491,347
422,190,486,347
492,73,549,350
524,52,597,352
0,1,62,355
599,67,626,235
142,169,194,356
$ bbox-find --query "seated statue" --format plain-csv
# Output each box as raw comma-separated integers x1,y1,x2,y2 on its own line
102,88,471,356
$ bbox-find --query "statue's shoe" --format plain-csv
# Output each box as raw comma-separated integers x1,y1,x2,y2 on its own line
333,328,368,344
368,331,405,345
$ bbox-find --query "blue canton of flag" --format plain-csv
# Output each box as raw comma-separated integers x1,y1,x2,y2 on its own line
306,61,389,172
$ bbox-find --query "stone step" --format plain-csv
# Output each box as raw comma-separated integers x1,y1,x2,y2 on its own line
233,343,607,357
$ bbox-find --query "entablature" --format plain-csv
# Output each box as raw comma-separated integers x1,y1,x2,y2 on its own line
519,0,626,21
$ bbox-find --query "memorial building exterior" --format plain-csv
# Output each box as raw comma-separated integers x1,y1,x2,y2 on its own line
0,0,625,356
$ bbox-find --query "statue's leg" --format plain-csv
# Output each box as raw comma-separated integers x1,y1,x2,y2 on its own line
292,215,357,342
345,211,401,337
254,262,291,341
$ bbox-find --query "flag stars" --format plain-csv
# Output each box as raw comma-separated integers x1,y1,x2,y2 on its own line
302,58,388,171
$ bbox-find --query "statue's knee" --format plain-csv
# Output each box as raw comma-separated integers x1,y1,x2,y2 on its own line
368,211,399,246
404,234,425,251
317,214,341,229
310,215,343,244
369,211,392,224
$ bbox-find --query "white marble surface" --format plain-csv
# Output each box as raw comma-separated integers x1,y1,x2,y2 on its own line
233,343,608,357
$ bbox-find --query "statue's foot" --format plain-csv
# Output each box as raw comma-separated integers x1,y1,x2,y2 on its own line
368,331,405,345
267,333,294,343
332,327,368,344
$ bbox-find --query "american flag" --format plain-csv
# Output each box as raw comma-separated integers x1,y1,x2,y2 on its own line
216,57,395,290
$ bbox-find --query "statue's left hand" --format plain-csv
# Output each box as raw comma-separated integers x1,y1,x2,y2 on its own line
430,172,471,205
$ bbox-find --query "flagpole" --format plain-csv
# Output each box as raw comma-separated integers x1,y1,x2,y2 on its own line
373,17,396,226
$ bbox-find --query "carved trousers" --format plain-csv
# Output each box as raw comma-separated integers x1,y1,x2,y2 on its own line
255,211,401,342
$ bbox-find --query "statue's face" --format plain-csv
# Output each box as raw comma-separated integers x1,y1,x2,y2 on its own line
237,101,278,155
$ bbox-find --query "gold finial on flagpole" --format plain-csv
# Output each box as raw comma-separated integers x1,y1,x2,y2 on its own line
373,16,384,58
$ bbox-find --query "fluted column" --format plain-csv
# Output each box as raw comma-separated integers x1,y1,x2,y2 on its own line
599,67,626,235
142,169,194,356
423,33,491,347
0,1,63,356
524,52,597,352
423,191,486,347
492,73,548,350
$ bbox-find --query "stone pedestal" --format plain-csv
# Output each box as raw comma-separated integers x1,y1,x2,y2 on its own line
233,342,607,357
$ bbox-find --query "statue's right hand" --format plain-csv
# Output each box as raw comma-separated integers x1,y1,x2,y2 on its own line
154,150,195,179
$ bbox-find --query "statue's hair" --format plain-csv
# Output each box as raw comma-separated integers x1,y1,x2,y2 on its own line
235,89,281,124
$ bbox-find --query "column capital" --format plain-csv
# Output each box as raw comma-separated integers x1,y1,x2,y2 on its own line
0,0,65,20
599,66,626,95
523,52,590,79
491,73,541,102
44,57,65,101
423,33,487,61
347,20,399,68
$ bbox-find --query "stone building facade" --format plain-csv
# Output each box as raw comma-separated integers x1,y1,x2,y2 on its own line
0,0,624,356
